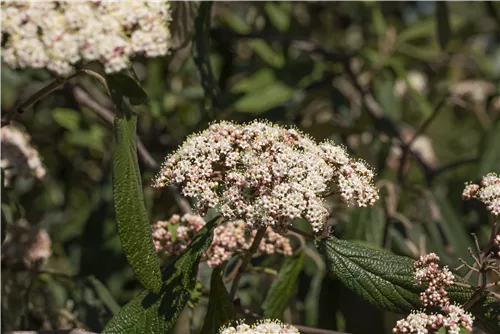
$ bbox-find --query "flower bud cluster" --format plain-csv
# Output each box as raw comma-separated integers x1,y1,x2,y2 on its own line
1,1,171,76
151,214,293,268
463,173,500,216
154,121,379,234
414,253,455,307
2,221,52,269
1,125,46,186
220,319,300,334
393,305,473,334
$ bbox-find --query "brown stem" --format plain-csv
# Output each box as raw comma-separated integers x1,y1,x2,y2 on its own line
228,227,267,300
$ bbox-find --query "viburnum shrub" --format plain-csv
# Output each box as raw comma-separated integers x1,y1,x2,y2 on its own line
1,2,500,334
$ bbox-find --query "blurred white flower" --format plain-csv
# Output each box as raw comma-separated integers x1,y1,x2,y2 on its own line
1,1,172,76
220,319,300,334
1,125,46,186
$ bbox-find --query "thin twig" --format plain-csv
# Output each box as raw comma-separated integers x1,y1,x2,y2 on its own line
229,227,267,300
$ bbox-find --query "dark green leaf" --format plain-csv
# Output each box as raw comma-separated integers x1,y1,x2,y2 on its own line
188,280,203,309
316,235,500,333
169,1,201,49
106,69,148,106
1,169,6,244
112,97,162,293
102,217,219,334
86,276,120,315
436,2,451,50
200,267,236,333
193,1,219,115
263,252,304,319
478,121,500,178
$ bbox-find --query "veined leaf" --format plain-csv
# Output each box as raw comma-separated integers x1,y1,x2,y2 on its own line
262,252,304,319
111,92,162,293
317,235,500,333
102,217,219,334
200,267,236,333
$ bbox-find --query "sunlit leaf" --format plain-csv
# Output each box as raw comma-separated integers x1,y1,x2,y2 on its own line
102,217,219,334
263,252,304,319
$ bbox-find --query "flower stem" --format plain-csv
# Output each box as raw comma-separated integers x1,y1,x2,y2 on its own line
228,227,266,300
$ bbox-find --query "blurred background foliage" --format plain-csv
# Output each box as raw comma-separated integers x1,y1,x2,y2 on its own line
2,1,500,333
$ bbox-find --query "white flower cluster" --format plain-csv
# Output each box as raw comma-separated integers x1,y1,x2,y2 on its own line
462,173,500,216
393,305,473,334
152,214,293,268
2,221,52,269
1,125,46,186
1,1,171,76
220,319,300,334
154,121,379,234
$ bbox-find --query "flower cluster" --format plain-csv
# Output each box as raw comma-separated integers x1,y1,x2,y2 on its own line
463,173,500,216
1,125,46,186
2,221,52,269
393,253,473,333
220,319,300,334
393,305,473,334
1,1,171,76
152,214,293,268
414,253,455,307
154,121,379,234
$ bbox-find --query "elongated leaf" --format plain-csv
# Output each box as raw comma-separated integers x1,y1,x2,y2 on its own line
107,69,148,106
478,121,500,178
262,252,305,319
436,2,451,50
86,276,120,315
102,217,220,334
200,267,236,333
317,236,500,333
112,93,161,293
0,167,7,246
193,1,219,114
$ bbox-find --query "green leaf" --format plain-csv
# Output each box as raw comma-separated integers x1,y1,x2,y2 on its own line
188,279,203,309
234,82,294,114
102,217,219,334
343,201,385,246
86,276,120,315
265,2,291,32
52,108,81,130
232,69,276,94
193,1,219,115
478,121,500,178
1,169,6,244
262,252,304,319
106,69,148,106
200,267,236,333
316,236,500,333
112,96,162,293
436,2,451,50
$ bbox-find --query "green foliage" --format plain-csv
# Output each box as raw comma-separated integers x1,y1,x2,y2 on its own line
102,217,219,334
106,69,149,106
317,235,500,333
263,252,305,319
111,94,162,293
200,267,236,333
